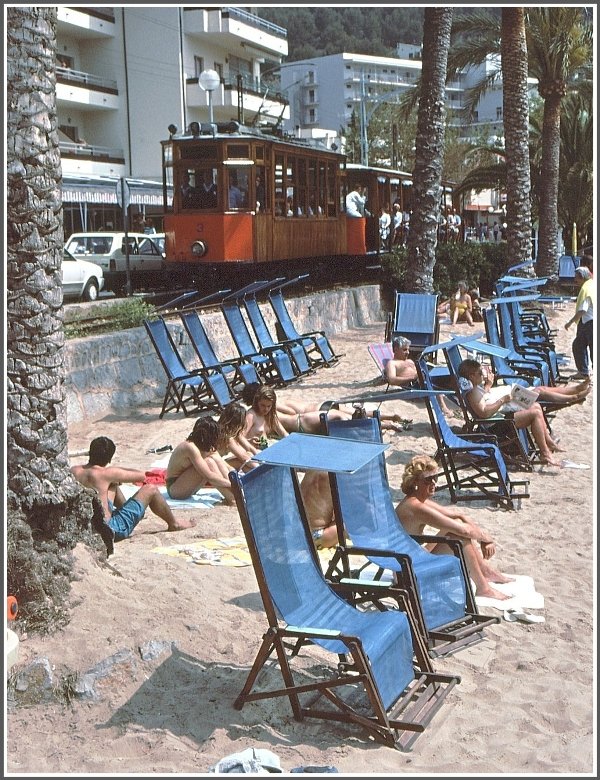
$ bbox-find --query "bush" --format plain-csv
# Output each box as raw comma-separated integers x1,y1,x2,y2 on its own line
65,298,157,339
380,241,510,299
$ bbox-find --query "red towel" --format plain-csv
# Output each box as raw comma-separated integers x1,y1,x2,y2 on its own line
140,468,167,485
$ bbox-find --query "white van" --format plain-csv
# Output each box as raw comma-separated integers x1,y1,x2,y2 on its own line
65,232,166,295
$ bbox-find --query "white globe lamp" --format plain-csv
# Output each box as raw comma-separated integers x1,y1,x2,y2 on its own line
199,69,220,125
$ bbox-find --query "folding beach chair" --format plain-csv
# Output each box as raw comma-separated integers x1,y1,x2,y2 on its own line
268,277,340,367
229,459,460,750
180,309,260,395
483,307,550,385
367,342,394,388
437,340,538,471
385,292,440,366
220,287,298,386
558,254,580,289
144,317,236,418
322,413,501,657
416,361,530,510
241,284,314,377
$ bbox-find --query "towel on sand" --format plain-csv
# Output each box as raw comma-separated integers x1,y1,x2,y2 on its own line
120,483,224,510
475,574,545,611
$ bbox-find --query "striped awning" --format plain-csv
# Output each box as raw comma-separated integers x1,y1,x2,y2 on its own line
61,180,172,206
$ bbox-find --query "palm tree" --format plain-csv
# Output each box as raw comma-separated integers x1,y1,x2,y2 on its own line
449,8,592,276
405,7,453,292
7,7,102,632
500,8,532,268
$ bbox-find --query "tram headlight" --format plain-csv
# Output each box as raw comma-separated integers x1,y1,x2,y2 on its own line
191,240,208,257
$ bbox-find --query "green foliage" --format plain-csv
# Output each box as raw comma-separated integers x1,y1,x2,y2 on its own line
381,241,510,298
65,299,157,339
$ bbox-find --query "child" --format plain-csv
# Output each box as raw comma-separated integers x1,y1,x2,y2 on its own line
166,416,236,504
217,403,259,471
243,385,288,446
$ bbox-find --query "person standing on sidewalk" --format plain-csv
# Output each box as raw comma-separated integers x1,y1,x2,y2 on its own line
565,266,594,380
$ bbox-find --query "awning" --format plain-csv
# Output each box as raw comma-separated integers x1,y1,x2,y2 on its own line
61,180,172,206
464,204,492,211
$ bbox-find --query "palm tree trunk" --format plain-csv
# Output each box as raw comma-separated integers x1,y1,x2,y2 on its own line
406,7,453,292
501,8,533,269
536,94,563,276
7,7,103,631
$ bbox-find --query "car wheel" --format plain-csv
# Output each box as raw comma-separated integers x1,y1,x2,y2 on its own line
82,278,99,302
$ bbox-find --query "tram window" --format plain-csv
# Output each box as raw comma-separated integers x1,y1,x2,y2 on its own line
274,154,285,215
326,162,337,217
318,161,327,216
180,168,218,209
255,145,265,161
180,144,217,160
255,166,268,212
227,167,249,210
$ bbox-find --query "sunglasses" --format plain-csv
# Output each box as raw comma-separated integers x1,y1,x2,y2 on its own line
421,474,438,484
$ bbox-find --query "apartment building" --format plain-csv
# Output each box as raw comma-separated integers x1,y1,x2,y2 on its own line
56,6,288,235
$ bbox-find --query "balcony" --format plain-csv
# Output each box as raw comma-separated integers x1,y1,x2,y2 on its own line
56,67,119,110
57,6,115,38
60,141,126,177
185,75,289,124
184,7,287,58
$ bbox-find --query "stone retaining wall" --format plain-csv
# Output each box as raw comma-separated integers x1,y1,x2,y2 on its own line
64,284,384,424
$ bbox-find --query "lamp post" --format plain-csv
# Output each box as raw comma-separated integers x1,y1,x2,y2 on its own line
198,69,220,125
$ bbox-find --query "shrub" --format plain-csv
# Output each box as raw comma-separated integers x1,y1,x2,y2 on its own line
65,298,157,339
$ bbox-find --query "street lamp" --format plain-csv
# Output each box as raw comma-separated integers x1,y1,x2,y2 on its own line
198,69,220,125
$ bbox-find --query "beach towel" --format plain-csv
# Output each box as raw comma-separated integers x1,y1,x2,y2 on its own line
475,574,545,612
120,483,224,510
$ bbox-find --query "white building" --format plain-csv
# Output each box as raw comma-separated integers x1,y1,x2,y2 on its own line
55,6,288,233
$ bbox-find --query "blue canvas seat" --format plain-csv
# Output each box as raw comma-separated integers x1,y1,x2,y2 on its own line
321,414,501,658
385,292,440,358
242,286,314,377
268,277,339,367
229,461,460,751
220,288,298,386
144,317,235,418
180,309,260,394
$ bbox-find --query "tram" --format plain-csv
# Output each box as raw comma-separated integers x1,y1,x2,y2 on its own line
158,120,454,290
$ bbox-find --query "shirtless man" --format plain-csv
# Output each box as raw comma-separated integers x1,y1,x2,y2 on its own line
166,417,236,505
299,470,340,549
395,454,513,600
71,437,195,549
384,336,419,388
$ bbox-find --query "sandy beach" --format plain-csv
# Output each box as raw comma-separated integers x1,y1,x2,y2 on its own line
6,302,595,775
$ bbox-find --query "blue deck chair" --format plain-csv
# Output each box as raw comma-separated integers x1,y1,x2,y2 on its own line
180,309,260,394
483,307,550,385
558,254,580,287
241,286,314,377
494,297,567,384
438,343,538,471
268,277,339,367
322,414,501,658
416,360,530,509
229,462,460,751
144,317,236,418
220,288,298,386
385,292,440,359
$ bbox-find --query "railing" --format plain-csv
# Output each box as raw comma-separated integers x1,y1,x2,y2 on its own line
60,141,125,163
68,6,115,22
56,66,118,94
221,6,287,38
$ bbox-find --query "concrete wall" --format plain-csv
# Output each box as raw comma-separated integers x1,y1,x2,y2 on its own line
63,284,384,424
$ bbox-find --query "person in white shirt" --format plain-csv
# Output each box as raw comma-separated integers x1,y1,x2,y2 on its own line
345,184,368,217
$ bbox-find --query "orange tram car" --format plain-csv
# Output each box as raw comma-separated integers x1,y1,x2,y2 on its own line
159,120,449,291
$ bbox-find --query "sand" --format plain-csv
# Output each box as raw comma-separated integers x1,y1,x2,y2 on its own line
6,304,595,775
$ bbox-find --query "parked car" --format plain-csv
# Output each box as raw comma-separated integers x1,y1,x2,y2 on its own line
62,247,105,302
64,232,166,295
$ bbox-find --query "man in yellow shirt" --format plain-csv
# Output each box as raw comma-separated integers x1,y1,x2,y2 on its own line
565,266,594,380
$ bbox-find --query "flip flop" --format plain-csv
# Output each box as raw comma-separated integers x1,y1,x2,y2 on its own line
503,609,545,624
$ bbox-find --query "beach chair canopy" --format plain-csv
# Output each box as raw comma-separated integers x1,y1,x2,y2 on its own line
322,414,501,656
144,317,235,418
229,462,460,750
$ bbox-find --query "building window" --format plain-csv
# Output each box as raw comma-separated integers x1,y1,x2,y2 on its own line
496,107,503,120
194,56,204,78
308,89,315,102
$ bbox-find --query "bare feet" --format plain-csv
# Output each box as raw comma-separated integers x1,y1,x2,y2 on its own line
476,585,511,600
549,441,566,453
167,517,196,531
484,570,515,584
540,456,563,467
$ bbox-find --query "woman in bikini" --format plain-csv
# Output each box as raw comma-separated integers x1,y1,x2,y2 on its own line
165,417,236,504
243,385,289,447
450,281,474,326
216,403,259,471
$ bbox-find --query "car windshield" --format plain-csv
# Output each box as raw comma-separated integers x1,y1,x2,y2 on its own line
66,236,112,255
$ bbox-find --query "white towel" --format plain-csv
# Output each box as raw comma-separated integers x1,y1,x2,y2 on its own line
475,574,544,611
121,483,224,510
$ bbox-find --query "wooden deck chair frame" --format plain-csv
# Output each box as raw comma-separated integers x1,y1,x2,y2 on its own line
229,463,460,751
144,317,236,418
416,360,530,510
267,277,340,368
321,413,501,658
180,309,260,395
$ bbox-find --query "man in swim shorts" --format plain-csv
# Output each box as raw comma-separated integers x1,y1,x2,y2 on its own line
71,436,195,553
299,470,340,549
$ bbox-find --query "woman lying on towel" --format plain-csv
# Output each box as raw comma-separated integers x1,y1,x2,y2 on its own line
165,417,236,505
395,454,513,600
241,382,410,435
